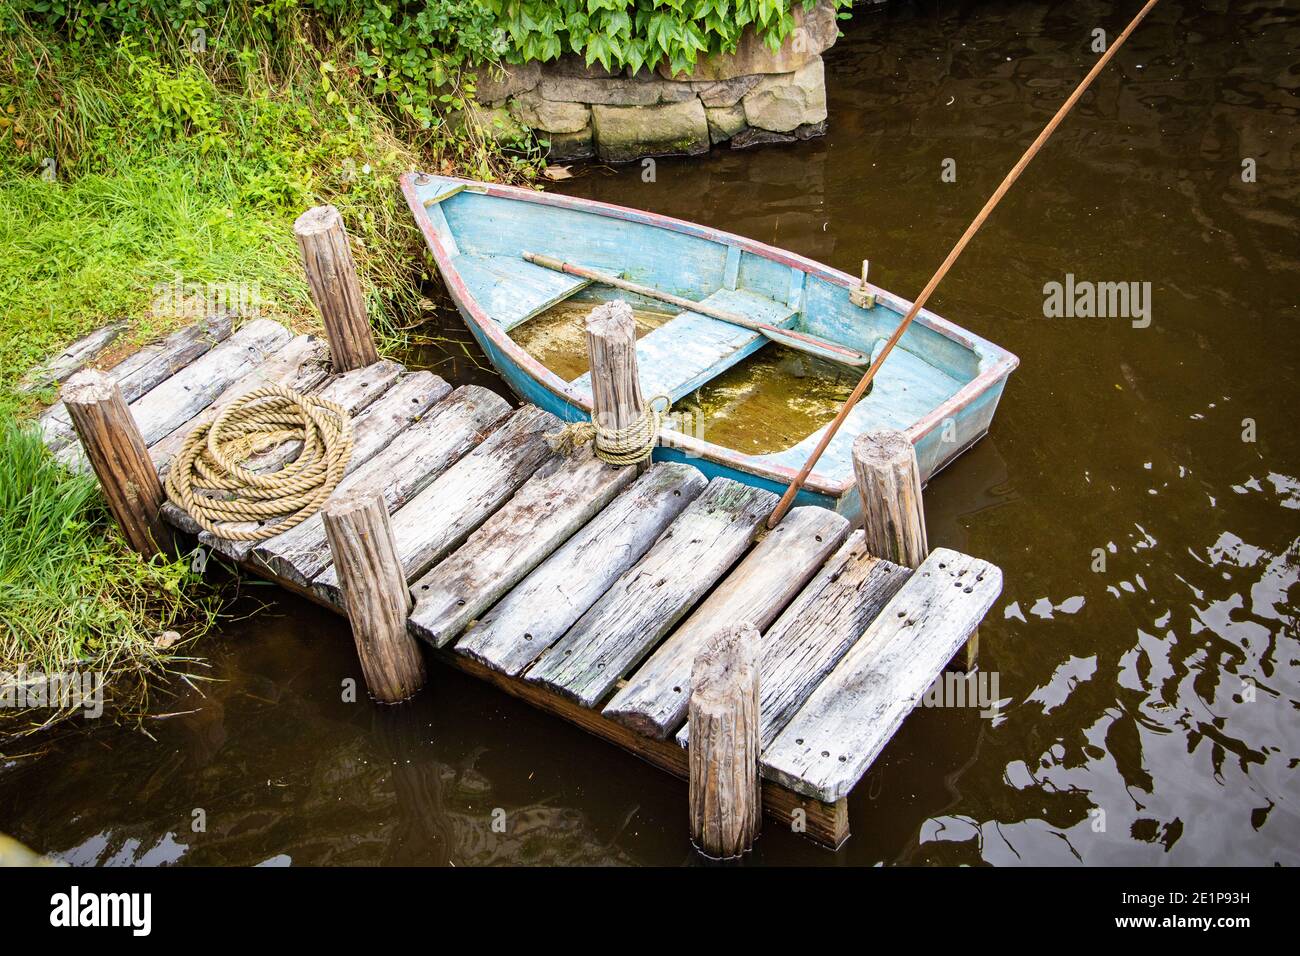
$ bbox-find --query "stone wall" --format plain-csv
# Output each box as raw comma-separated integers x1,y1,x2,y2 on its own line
470,0,838,162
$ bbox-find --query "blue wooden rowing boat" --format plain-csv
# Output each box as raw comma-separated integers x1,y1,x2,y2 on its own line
402,173,1018,522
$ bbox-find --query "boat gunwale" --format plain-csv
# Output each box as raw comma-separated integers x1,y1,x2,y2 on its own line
401,171,1019,498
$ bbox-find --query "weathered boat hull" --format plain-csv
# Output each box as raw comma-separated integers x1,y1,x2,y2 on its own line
402,172,1018,523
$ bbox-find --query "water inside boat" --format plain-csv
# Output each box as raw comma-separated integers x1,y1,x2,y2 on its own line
667,346,859,455
510,300,676,381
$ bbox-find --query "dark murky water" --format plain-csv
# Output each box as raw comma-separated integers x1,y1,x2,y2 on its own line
3,0,1296,865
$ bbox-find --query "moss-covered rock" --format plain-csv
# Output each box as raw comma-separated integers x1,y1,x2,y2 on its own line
591,101,710,162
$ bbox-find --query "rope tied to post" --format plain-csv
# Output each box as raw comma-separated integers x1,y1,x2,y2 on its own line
165,384,353,541
545,395,669,466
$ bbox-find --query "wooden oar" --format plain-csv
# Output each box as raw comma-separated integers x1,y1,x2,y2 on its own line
523,252,871,366
765,0,1162,530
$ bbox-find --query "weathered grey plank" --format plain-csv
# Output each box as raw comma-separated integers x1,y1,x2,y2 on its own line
380,405,560,587
20,322,126,394
57,318,292,470
408,450,634,648
604,505,849,740
151,335,332,472
676,531,913,751
524,478,776,708
300,385,512,600
196,366,428,557
41,313,234,453
762,549,1003,801
161,359,405,540
455,462,707,676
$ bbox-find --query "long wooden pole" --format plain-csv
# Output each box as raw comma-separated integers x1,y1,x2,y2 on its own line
767,0,1161,529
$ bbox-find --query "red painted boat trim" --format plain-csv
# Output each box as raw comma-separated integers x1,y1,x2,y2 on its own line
400,172,1019,498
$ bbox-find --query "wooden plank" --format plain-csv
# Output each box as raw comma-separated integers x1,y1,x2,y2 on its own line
454,253,591,330
408,450,634,648
524,478,776,708
41,314,234,453
20,322,126,394
604,505,849,740
242,375,480,585
150,335,333,472
762,549,1003,802
676,531,913,751
378,405,561,587
57,318,292,470
455,462,706,676
191,364,424,557
310,385,515,603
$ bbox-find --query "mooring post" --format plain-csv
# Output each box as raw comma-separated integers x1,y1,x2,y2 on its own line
852,429,976,669
62,369,174,557
293,205,380,372
688,623,761,859
584,299,646,457
322,489,426,703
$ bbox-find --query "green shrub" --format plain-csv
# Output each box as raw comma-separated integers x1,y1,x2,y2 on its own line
488,0,850,76
4,2,852,132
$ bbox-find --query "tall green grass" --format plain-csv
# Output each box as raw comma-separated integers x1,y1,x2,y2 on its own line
0,412,219,739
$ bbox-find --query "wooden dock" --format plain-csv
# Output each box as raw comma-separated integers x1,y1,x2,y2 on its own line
34,210,1003,853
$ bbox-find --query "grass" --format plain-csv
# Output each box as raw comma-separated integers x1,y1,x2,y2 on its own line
0,16,543,737
0,21,543,416
0,412,220,740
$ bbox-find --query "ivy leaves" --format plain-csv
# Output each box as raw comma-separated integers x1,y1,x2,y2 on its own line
488,0,843,77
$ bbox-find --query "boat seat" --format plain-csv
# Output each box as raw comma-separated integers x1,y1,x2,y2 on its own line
570,287,796,403
758,345,963,484
455,253,591,331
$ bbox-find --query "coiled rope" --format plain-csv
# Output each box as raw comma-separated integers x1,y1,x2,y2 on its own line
545,395,669,466
165,385,353,541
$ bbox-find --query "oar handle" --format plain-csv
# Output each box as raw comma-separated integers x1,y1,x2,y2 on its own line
524,252,568,273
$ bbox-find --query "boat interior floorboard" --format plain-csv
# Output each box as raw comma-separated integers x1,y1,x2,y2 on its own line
569,286,796,403
456,253,592,331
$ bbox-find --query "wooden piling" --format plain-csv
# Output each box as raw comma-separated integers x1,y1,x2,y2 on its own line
688,623,761,859
853,429,928,569
62,369,174,557
294,205,380,372
584,299,645,443
852,430,976,669
322,489,426,703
